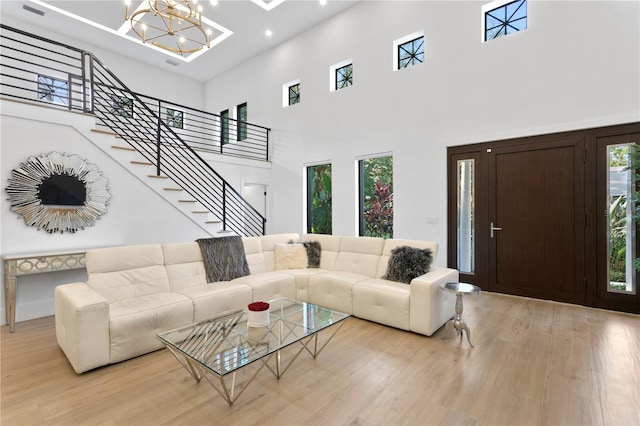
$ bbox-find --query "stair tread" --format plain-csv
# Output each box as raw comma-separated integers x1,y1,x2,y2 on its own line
148,175,169,179
192,211,209,214
131,161,153,165
112,145,136,151
91,128,117,136
207,220,222,224
178,199,197,203
163,187,183,191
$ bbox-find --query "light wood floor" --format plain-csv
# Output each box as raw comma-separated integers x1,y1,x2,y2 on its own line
2,292,639,426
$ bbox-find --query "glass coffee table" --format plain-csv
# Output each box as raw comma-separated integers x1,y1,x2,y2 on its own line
156,298,350,406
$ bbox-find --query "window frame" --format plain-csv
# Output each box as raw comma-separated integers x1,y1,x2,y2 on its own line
220,109,229,145
482,0,528,42
166,108,184,129
397,36,425,70
236,102,247,141
37,74,69,106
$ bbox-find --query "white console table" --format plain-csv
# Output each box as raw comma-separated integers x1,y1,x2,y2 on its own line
3,250,87,332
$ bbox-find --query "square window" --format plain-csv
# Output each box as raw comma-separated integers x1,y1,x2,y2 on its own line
289,83,300,105
484,0,527,41
37,75,69,105
110,95,134,118
398,37,424,69
336,64,353,90
166,108,184,129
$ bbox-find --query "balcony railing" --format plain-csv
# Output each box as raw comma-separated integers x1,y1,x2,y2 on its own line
0,24,266,236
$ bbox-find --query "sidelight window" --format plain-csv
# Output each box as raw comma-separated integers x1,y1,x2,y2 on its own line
457,159,475,274
606,144,636,294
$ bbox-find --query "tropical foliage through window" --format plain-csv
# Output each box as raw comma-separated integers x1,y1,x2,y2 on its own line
307,164,332,234
359,156,393,239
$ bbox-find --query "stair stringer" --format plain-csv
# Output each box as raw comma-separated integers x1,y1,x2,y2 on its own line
82,127,235,237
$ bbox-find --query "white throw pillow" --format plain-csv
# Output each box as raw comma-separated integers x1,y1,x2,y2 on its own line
274,243,308,270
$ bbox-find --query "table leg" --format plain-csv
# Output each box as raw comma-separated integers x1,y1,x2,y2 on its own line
5,275,16,333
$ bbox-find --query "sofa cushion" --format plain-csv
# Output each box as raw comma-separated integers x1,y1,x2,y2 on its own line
275,243,308,270
232,271,296,301
308,271,370,314
352,278,410,330
376,239,439,278
383,246,433,284
86,245,169,304
176,282,252,322
196,236,250,282
108,293,193,363
334,236,385,277
162,242,207,292
243,236,266,274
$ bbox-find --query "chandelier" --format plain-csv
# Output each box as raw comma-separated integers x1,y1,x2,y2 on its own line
124,0,212,56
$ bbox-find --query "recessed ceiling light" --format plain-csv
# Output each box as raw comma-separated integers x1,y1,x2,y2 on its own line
266,30,273,37
320,0,327,5
210,0,218,5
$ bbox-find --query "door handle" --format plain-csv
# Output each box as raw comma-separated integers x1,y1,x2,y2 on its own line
490,222,502,239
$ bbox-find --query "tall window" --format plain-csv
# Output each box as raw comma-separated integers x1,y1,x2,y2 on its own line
359,156,393,238
398,36,424,69
37,75,69,106
307,164,332,234
484,0,527,41
220,109,229,145
237,103,247,141
335,64,353,90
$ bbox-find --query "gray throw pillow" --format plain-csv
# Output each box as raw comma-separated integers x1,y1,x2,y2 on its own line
383,246,433,284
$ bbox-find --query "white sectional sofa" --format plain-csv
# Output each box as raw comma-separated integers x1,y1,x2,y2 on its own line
55,233,458,373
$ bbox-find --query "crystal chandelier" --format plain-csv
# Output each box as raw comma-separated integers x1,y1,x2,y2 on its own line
124,0,212,56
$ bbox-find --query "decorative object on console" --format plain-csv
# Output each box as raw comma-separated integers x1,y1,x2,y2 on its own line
247,301,270,327
383,245,433,284
5,152,111,234
196,236,250,282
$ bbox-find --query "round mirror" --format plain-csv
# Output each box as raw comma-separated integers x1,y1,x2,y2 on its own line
5,152,111,233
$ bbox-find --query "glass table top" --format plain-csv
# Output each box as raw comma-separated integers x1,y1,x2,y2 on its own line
156,298,350,377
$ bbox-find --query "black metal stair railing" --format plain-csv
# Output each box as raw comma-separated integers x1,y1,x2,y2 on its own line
0,24,266,237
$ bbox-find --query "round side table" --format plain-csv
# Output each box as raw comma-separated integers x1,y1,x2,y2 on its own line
442,282,481,347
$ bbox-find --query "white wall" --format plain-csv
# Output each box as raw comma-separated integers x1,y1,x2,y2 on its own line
203,1,640,264
0,103,213,324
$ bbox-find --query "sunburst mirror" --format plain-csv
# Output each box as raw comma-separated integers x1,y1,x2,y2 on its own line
5,152,111,234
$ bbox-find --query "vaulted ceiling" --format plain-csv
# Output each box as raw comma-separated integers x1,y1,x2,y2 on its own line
1,0,360,81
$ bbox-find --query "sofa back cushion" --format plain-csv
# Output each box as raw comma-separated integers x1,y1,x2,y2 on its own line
300,234,341,270
86,245,169,303
376,239,439,278
334,236,385,277
162,242,207,292
242,233,300,274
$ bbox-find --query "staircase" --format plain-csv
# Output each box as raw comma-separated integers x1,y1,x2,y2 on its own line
0,24,267,237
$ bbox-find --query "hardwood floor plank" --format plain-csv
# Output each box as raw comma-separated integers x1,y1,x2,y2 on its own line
2,293,639,425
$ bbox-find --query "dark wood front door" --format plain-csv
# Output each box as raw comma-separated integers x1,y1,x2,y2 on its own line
487,138,585,304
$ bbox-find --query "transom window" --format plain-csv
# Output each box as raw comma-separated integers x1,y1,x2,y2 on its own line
484,0,527,41
37,75,68,106
398,36,424,69
335,64,353,90
166,108,184,129
289,83,300,105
